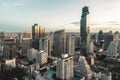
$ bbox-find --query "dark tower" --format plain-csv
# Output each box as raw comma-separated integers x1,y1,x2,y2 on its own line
80,6,90,56
32,24,45,50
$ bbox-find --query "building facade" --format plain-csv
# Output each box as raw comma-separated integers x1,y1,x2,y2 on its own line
53,29,66,57
66,35,75,56
80,6,90,56
27,48,38,61
32,24,45,50
39,37,48,54
56,54,73,80
36,51,48,65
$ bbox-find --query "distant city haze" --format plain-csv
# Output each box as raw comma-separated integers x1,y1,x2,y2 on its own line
0,0,120,32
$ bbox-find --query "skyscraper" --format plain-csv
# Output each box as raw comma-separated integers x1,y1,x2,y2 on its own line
36,50,48,65
53,29,66,57
32,24,45,50
80,6,90,56
39,37,48,53
32,24,45,39
66,35,75,56
56,54,73,80
107,41,118,57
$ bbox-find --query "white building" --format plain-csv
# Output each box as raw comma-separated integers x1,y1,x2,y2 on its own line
78,56,91,74
90,41,95,53
56,54,73,80
36,50,48,65
27,48,38,61
5,58,16,67
66,35,75,56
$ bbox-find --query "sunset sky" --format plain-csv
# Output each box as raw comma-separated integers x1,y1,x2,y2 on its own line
0,0,120,32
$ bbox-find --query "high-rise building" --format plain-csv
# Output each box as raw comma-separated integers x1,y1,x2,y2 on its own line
56,54,73,80
36,50,48,65
80,6,90,56
66,35,75,56
104,32,113,50
53,29,66,57
23,30,32,39
32,24,45,39
113,31,119,41
27,48,38,61
3,46,10,59
47,36,53,56
32,24,45,50
107,41,118,57
39,37,48,54
22,38,32,56
3,39,17,59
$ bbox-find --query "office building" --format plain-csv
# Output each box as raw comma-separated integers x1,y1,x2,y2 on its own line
3,46,10,59
104,32,113,50
32,24,45,50
23,30,32,39
27,48,38,61
74,35,80,51
80,6,90,56
107,41,118,57
53,29,66,57
98,30,104,49
32,24,45,39
66,35,75,55
36,50,48,65
3,39,17,59
39,37,48,54
56,54,73,80
113,31,119,41
47,36,53,56
22,38,31,56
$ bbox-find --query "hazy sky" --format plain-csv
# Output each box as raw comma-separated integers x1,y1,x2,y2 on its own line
0,0,120,32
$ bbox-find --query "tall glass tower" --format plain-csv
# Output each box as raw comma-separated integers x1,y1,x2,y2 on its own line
80,6,90,56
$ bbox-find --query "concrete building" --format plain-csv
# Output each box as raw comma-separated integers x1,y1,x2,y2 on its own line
66,35,75,56
97,72,112,80
3,46,10,59
107,41,118,57
28,63,40,75
53,29,66,57
113,31,119,41
5,58,16,67
22,38,31,56
39,37,48,54
104,32,113,50
90,40,95,53
47,36,53,56
23,30,32,39
74,35,80,51
56,54,73,80
3,39,17,59
0,44,3,57
80,6,90,56
27,48,38,61
36,51,48,65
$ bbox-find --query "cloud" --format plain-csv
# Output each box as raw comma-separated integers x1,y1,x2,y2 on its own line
71,22,80,26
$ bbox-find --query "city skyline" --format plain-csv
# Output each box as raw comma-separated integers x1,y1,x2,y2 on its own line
0,0,120,32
